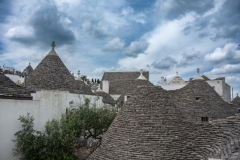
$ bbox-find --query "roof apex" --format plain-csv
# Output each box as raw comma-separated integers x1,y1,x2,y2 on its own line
47,41,58,56
137,69,147,80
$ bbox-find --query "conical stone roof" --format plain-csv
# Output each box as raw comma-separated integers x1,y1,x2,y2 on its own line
232,94,240,107
170,79,237,121
27,41,76,91
168,72,185,85
88,86,240,159
26,41,94,95
88,86,184,159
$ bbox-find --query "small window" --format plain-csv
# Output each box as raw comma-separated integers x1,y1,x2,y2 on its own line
196,97,201,100
201,117,209,122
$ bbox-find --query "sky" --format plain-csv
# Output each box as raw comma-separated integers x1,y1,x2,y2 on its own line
0,0,240,98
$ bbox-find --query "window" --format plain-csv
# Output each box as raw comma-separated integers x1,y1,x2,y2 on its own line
196,97,201,100
201,117,209,122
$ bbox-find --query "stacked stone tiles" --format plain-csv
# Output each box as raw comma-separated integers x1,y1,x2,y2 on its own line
26,48,76,91
24,63,34,75
0,72,32,99
170,79,237,121
116,94,124,106
88,86,240,159
94,91,116,106
26,44,94,95
73,80,94,95
232,95,240,108
168,75,185,84
101,71,149,82
109,79,153,95
111,79,153,107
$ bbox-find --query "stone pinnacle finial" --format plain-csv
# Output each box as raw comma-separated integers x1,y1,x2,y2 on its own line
193,68,203,80
77,70,80,78
197,68,200,75
51,41,56,50
137,69,147,80
29,62,31,66
237,93,239,96
176,71,178,76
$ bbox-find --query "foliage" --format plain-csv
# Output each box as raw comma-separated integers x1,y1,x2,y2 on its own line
12,98,117,160
12,113,76,160
67,98,117,139
80,75,91,84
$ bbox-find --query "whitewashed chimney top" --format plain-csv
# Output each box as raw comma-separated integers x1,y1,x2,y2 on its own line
193,68,204,80
137,69,147,80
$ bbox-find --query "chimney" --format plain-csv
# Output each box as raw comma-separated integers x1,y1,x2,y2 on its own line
102,80,109,93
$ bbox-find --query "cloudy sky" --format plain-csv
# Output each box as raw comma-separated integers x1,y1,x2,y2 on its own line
0,0,240,97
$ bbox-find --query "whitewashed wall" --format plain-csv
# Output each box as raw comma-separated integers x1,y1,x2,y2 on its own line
206,80,231,102
110,94,121,101
0,90,103,160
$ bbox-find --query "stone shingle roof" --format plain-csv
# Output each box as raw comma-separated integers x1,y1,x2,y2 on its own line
90,84,98,92
109,79,153,95
168,75,185,84
71,80,94,95
116,94,124,106
232,95,240,107
24,63,34,76
170,79,236,121
0,72,32,99
101,71,149,81
26,42,94,95
201,75,210,80
88,85,240,160
95,91,115,106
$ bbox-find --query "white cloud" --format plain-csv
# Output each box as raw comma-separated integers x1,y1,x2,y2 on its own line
122,41,149,57
5,26,35,39
121,6,146,24
205,64,240,75
103,38,125,52
1,0,240,95
204,43,240,65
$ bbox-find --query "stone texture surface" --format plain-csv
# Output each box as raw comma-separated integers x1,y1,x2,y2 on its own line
168,75,185,84
88,80,239,160
24,63,33,76
232,95,240,108
0,72,32,99
170,79,237,121
101,71,149,82
74,80,95,95
108,79,153,95
95,91,116,106
26,48,94,95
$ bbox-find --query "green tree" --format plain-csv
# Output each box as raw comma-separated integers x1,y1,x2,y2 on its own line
80,75,91,84
12,98,117,160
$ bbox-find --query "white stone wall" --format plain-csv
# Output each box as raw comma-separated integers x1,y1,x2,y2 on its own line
102,80,109,93
206,80,223,97
0,90,103,160
206,80,231,102
222,83,231,102
110,94,121,101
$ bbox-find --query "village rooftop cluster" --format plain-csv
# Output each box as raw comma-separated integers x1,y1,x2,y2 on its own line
0,42,240,160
